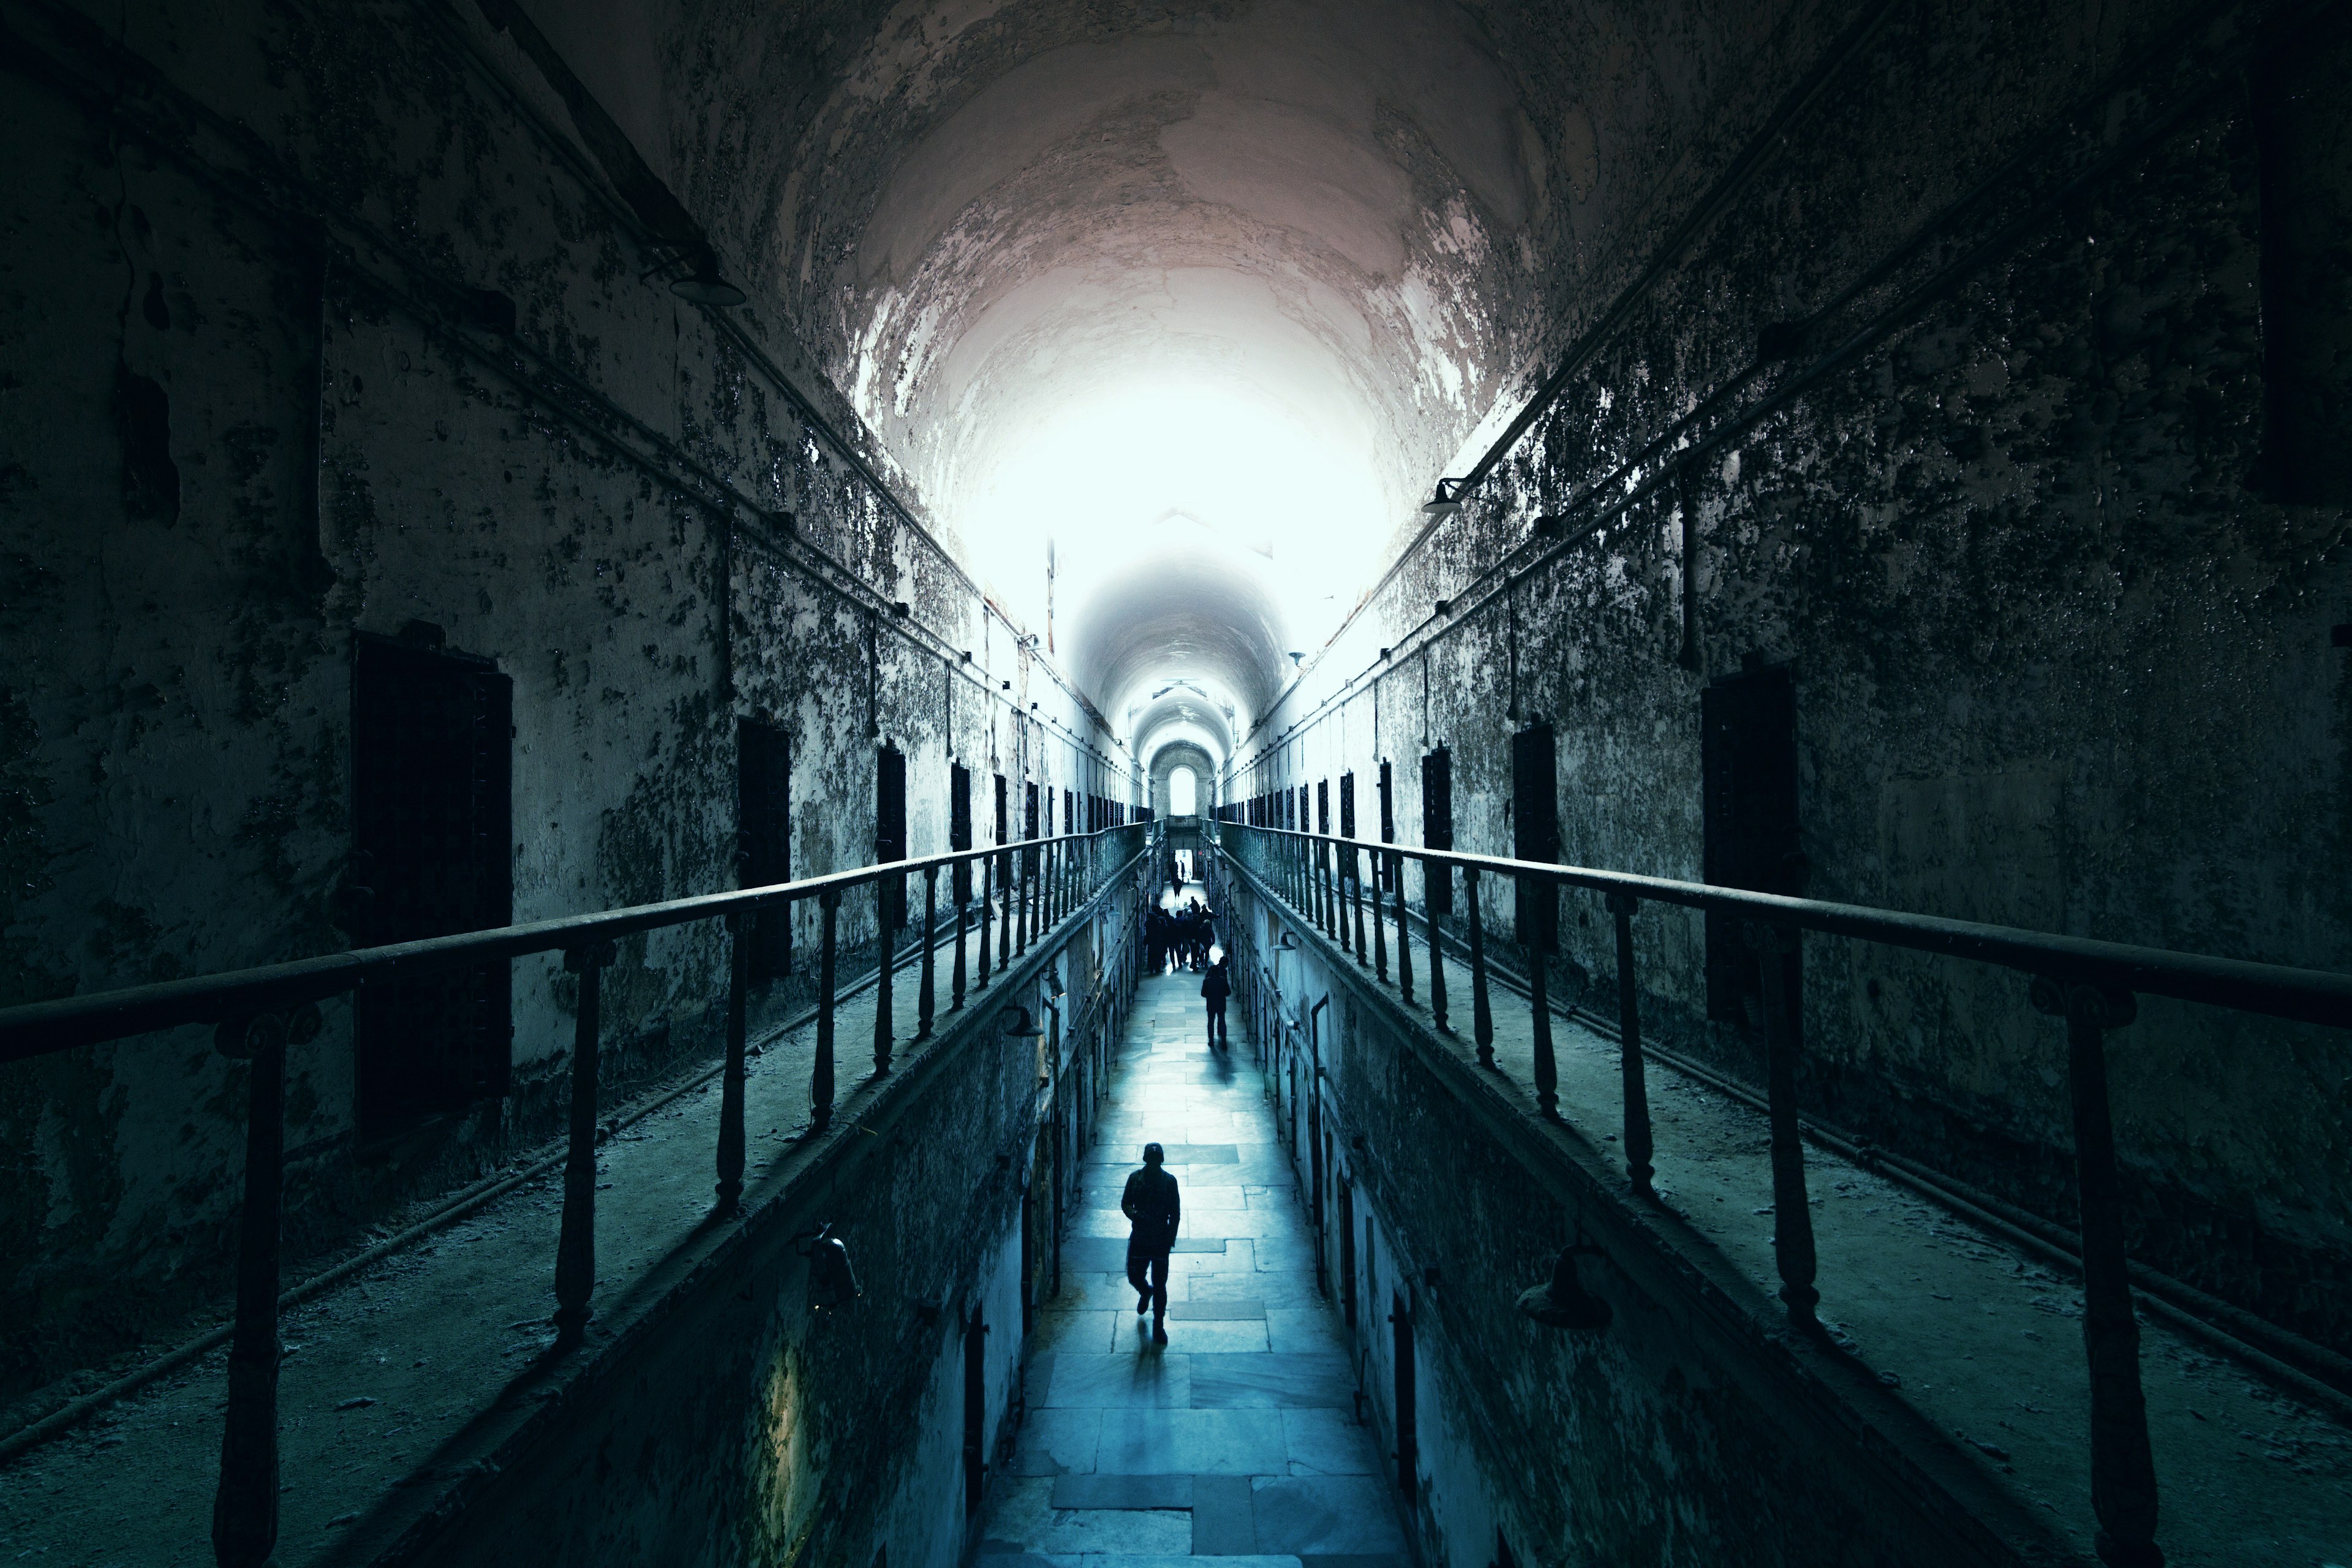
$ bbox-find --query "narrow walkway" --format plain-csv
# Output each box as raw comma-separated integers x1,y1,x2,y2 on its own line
985,972,1408,1568
1248,865,2352,1565
0,901,1035,1566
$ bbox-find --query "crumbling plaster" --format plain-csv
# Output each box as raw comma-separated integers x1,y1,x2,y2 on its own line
1231,0,2352,1349
0,0,1131,1403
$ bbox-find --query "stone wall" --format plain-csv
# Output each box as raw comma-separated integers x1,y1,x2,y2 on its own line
0,0,1132,1406
1227,0,2352,1352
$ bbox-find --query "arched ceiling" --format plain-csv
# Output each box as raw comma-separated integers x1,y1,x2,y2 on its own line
582,0,1803,764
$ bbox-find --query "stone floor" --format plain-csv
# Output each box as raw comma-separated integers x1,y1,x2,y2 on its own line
984,968,1408,1568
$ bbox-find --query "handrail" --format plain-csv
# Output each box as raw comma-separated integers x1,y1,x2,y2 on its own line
0,822,1153,1061
1207,818,2351,1568
1219,823,2352,1029
0,816,1156,1568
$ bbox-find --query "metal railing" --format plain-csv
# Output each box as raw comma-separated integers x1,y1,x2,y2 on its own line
1210,819,2352,1568
0,819,1153,1567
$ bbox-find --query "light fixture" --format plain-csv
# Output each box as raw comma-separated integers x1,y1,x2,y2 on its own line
1287,652,1305,666
1517,1243,1611,1331
671,264,747,307
798,1223,862,1313
1001,1006,1045,1039
1422,477,1470,516
1531,514,1565,539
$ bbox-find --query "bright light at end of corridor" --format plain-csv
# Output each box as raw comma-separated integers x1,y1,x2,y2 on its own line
959,372,1385,656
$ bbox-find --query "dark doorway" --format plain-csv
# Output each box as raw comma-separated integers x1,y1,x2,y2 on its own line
1378,760,1395,890
1390,1290,1417,1500
1702,664,1801,1028
1338,1178,1357,1330
2253,9,2352,505
737,720,791,981
962,1308,988,1517
1340,771,1356,840
876,742,907,927
1510,723,1558,952
1019,1179,1036,1334
995,772,1010,899
1316,778,1329,835
1420,746,1452,915
352,635,512,1143
951,763,973,905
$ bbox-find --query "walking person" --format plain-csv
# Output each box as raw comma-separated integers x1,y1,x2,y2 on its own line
1121,1142,1180,1343
1202,946,1231,1051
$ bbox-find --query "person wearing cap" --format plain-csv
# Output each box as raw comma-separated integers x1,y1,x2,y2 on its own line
1200,946,1231,1050
1121,1142,1181,1342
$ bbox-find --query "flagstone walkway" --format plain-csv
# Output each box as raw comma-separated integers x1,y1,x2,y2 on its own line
983,971,1409,1568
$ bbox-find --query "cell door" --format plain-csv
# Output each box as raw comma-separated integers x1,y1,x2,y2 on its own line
1316,778,1330,835
1702,665,1801,1027
1390,1291,1417,1499
737,720,791,980
995,772,1010,892
1420,747,1453,915
352,636,512,1143
1510,723,1559,952
1378,761,1396,891
962,1308,988,1517
876,742,908,927
951,763,973,904
1338,1179,1357,1330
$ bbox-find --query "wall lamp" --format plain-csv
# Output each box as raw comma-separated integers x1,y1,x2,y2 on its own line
1518,1242,1611,1332
1001,1006,1046,1039
671,256,747,307
1422,477,1471,516
797,1222,862,1313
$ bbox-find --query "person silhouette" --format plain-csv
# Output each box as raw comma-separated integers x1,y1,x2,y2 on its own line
1201,948,1231,1050
1121,1142,1180,1343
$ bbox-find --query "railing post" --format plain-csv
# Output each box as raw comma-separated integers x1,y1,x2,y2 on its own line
1393,852,1415,1005
717,910,751,1215
918,864,939,1039
1465,867,1494,1067
999,844,1014,963
1747,919,1819,1325
813,889,839,1131
211,1006,309,1568
1371,844,1389,982
1350,843,1368,964
952,872,970,1009
1317,839,1333,934
1519,873,1558,1118
2035,977,2163,1567
978,853,995,987
556,938,616,1349
1605,892,1654,1198
1425,864,1450,1033
874,878,896,1074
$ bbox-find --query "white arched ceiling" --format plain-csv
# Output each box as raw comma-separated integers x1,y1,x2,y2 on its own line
654,0,1559,730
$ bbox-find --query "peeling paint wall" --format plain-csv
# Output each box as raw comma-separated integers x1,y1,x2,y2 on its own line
0,0,1134,1405
1233,0,2352,1353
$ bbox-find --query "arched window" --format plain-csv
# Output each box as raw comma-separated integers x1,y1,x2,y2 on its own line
1169,766,1197,816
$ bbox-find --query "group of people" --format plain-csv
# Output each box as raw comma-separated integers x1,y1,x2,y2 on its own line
1146,897,1216,974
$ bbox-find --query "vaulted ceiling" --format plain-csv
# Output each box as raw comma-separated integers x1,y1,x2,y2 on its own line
528,0,1809,766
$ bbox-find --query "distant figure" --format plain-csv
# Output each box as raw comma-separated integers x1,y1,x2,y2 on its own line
1122,1142,1181,1343
1201,949,1231,1050
1167,852,1183,902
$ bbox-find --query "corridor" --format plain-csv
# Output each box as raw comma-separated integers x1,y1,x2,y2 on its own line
984,973,1408,1568
6,1,2351,1564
